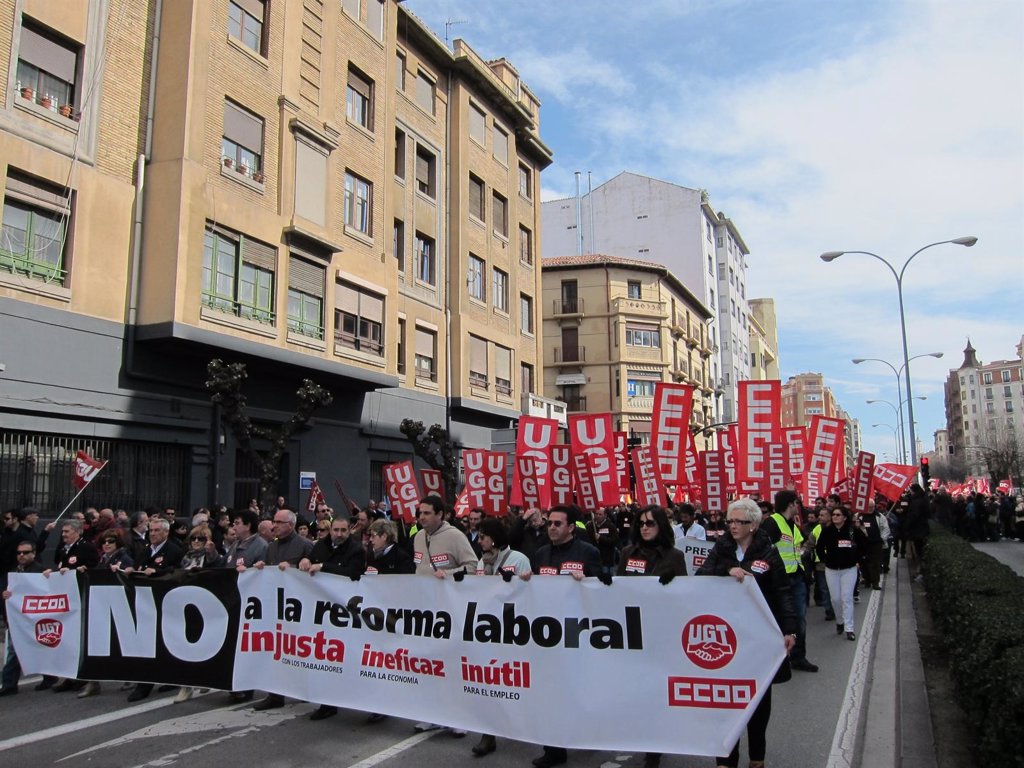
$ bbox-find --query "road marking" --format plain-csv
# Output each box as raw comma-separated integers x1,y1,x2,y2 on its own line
344,731,440,768
125,726,260,768
825,578,883,768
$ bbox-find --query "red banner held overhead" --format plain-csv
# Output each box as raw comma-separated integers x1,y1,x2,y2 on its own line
872,463,918,502
306,480,326,513
568,414,618,507
701,450,729,514
453,488,470,518
515,456,541,509
384,461,420,523
764,441,790,497
850,452,876,514
549,446,574,507
736,381,783,495
650,383,694,487
631,447,665,508
572,453,600,511
682,432,701,493
419,469,444,501
721,425,738,494
834,432,848,485
613,431,629,494
805,416,845,500
464,449,507,516
509,416,558,507
782,427,806,491
805,473,830,503
830,475,852,504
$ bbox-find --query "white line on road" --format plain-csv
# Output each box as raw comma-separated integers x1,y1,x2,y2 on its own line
344,730,440,768
826,579,884,768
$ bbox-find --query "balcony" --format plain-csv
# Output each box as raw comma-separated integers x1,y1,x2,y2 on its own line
554,346,586,363
612,296,667,318
626,395,654,411
670,312,687,337
623,344,662,362
552,298,584,318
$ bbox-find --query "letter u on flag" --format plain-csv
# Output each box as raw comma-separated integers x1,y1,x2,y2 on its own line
72,450,107,490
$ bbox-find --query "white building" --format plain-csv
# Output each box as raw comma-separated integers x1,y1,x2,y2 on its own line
541,172,752,422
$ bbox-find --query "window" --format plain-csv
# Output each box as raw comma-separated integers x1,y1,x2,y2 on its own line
346,67,374,130
627,379,657,398
985,388,993,400
287,255,324,339
17,21,79,110
342,0,360,20
983,372,992,384
415,327,437,382
1,171,70,284
415,232,435,285
492,268,508,312
492,192,508,238
518,164,532,199
392,219,405,271
627,280,641,299
709,289,716,308
986,402,995,415
469,103,486,145
492,124,508,165
344,171,372,235
520,293,534,334
1003,370,1012,383
415,70,435,115
468,175,485,221
335,280,384,356
468,254,485,301
707,255,713,273
469,335,488,389
495,346,512,396
394,129,406,179
228,0,265,54
397,318,406,374
202,225,276,323
1007,401,1015,413
415,145,436,198
1004,386,1012,398
519,225,533,265
626,323,660,348
521,363,535,398
366,0,384,40
395,51,406,92
222,100,264,179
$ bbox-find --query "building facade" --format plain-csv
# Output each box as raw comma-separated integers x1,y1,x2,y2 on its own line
943,338,1024,477
540,172,752,424
540,254,716,450
781,372,839,428
0,0,551,513
748,297,780,381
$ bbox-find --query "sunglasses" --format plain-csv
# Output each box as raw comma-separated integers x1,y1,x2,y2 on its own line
639,519,657,528
190,535,209,542
546,520,566,528
102,539,118,545
16,550,34,555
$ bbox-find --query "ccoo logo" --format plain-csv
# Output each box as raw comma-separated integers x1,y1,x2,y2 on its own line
681,614,736,670
35,619,63,647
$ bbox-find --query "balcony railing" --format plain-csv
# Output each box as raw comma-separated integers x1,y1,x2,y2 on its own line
626,395,654,410
611,296,666,316
554,346,586,363
553,298,584,315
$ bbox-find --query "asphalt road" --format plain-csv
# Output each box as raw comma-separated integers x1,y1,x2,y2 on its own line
0,589,877,768
972,540,1024,577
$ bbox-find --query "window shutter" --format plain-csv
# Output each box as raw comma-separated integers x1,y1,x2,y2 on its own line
4,171,69,213
348,68,371,99
469,336,487,375
223,101,263,152
361,291,383,323
415,328,433,356
469,177,483,218
336,282,359,314
19,26,77,84
242,237,276,271
416,152,429,186
236,0,265,19
289,255,324,297
495,346,511,381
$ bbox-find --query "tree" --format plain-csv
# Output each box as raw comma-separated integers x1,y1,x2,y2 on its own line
399,419,458,502
206,359,333,511
971,421,1024,488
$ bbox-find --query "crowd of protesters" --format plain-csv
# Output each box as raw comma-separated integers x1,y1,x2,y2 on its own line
1,484,941,768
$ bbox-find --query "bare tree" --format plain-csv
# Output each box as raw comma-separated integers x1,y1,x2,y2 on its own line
971,420,1024,488
206,359,333,511
399,419,458,502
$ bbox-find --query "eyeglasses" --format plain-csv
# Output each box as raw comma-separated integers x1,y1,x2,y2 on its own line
639,519,657,528
831,513,846,518
16,550,34,555
546,520,566,528
102,539,118,545
190,535,208,542
726,519,753,526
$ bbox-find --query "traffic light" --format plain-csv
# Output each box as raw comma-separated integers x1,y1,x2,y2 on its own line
920,457,931,486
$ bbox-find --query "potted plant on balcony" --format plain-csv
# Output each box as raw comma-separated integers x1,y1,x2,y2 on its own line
59,103,73,119
222,156,234,169
40,94,53,109
20,85,34,101
251,170,264,183
237,161,249,177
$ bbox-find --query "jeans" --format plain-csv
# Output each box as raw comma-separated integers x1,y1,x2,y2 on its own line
789,573,809,662
2,632,20,689
825,566,859,631
717,686,772,766
814,568,833,616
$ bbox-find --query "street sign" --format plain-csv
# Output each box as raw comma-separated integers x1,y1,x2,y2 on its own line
299,471,316,490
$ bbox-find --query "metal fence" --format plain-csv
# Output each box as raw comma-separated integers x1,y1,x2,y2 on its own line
0,429,189,514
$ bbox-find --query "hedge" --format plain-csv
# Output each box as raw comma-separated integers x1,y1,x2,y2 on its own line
923,525,1024,766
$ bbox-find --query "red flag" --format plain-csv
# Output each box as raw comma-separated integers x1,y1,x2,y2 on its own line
419,469,445,501
782,427,806,491
736,381,782,495
701,449,728,514
453,488,470,518
568,413,618,507
464,450,507,516
804,473,830,502
572,452,600,511
515,456,541,508
872,463,918,502
509,416,558,507
805,416,845,498
850,452,876,514
613,431,629,493
383,461,420,523
549,446,574,507
631,447,665,507
306,480,326,513
71,450,107,491
764,441,790,497
721,425,738,495
651,383,694,486
829,475,853,504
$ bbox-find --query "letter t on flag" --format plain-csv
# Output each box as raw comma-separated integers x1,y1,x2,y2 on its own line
72,450,107,490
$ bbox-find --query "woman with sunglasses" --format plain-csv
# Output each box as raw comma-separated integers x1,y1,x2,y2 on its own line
181,525,217,570
696,497,797,768
616,505,686,768
98,529,135,571
815,506,866,641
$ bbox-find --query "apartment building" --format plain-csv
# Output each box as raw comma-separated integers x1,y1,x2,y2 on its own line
944,337,1024,477
781,372,839,427
0,0,551,512
748,297,780,381
541,172,753,424
541,254,716,450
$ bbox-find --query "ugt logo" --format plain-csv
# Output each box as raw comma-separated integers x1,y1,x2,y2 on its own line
682,614,736,670
35,619,63,648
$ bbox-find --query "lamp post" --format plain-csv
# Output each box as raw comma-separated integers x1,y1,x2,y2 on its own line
852,351,944,465
821,235,977,465
866,395,927,463
872,423,900,458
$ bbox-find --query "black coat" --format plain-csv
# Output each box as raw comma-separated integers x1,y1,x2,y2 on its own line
136,539,184,573
616,543,687,577
55,538,100,570
308,536,366,578
366,544,415,574
531,536,602,577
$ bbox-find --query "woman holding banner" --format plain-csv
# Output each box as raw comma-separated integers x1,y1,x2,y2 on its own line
617,505,686,768
696,497,797,768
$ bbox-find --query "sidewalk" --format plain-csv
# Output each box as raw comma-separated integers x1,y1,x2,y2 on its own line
856,557,937,768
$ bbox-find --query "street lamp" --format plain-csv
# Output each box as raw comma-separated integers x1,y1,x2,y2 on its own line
822,236,978,465
853,352,943,465
871,423,900,458
866,395,927,463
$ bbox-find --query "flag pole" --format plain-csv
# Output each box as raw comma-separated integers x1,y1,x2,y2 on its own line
53,485,90,525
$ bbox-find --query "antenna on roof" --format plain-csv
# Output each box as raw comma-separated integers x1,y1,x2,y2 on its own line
444,18,468,47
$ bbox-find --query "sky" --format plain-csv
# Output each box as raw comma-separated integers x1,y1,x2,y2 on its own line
407,0,1024,463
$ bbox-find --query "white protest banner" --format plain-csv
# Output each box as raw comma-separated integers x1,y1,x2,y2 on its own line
8,569,786,757
4,570,82,680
